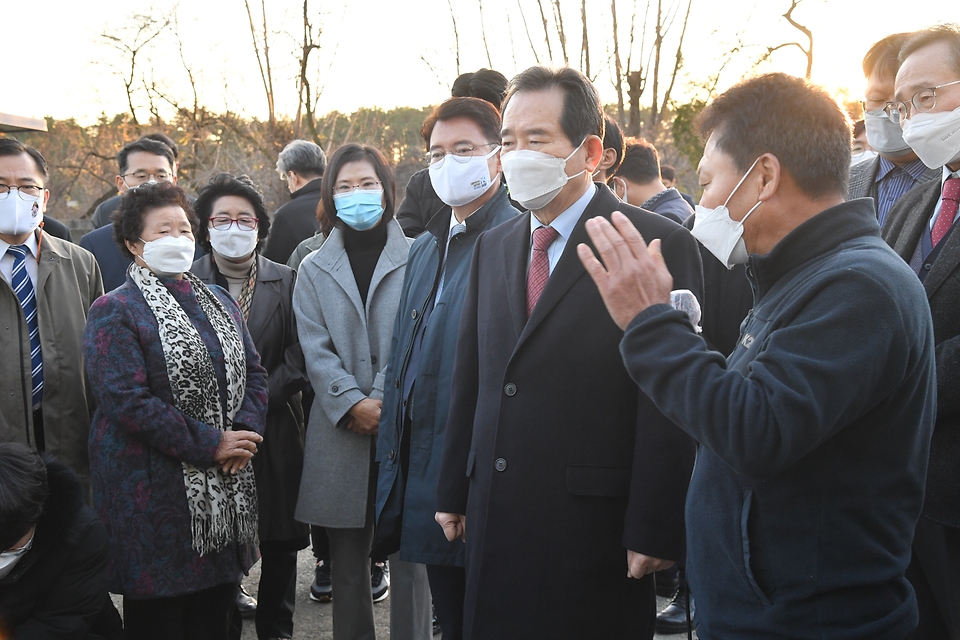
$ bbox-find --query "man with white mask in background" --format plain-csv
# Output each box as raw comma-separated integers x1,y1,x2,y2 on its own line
0,138,103,488
434,66,702,639
375,97,518,640
849,33,940,227
881,23,960,640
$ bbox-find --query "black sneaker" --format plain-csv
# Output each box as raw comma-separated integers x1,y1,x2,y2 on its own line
371,561,390,602
432,604,442,636
310,560,332,602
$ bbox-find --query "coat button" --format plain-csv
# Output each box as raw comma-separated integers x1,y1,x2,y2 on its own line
923,263,932,271
504,383,517,396
495,458,507,472
394,378,400,388
412,309,419,319
388,450,396,460
371,355,378,365
332,385,339,393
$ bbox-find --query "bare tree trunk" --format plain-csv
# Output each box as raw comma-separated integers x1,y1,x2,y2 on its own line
518,3,542,64
447,0,461,74
627,71,643,136
478,0,493,67
580,0,590,78
611,0,626,127
553,0,569,65
243,0,276,127
536,0,555,62
649,0,663,131
658,0,692,121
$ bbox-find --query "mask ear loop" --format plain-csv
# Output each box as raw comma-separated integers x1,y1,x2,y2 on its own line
722,156,763,210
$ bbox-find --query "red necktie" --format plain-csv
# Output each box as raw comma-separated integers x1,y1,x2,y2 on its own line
931,178,960,248
527,226,560,316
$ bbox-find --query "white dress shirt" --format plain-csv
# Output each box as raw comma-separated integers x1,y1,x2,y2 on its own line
0,230,40,288
529,183,596,275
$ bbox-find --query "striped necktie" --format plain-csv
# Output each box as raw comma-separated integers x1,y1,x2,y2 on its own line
435,221,467,301
6,245,43,407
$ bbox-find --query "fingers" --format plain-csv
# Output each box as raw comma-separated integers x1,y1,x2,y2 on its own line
233,430,263,443
583,217,623,273
610,210,650,261
577,243,608,284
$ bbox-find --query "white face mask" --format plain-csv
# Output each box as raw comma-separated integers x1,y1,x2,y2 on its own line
429,146,500,208
0,529,34,580
139,235,196,277
209,226,258,259
863,108,913,157
0,191,43,237
690,157,763,270
901,104,960,169
501,139,586,210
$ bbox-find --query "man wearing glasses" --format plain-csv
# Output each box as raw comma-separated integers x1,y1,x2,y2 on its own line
849,33,940,227
81,137,201,291
0,138,104,489
881,23,960,640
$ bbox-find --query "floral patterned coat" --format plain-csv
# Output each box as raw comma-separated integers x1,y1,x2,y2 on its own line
83,274,268,598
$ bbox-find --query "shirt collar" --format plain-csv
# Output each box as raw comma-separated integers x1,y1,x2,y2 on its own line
943,164,960,185
0,229,40,260
529,182,596,240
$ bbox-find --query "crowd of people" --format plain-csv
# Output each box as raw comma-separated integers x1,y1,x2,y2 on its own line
1,21,959,640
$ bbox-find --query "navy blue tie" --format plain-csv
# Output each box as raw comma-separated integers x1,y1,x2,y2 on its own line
7,245,43,407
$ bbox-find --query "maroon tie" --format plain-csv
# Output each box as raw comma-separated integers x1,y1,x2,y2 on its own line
527,226,560,316
932,178,960,248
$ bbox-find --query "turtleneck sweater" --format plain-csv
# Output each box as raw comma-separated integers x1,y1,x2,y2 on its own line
213,251,256,300
342,221,388,306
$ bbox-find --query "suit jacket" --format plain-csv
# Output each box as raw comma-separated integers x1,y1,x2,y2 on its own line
436,185,703,639
293,220,412,528
80,225,130,293
882,178,960,528
848,156,940,221
192,254,310,543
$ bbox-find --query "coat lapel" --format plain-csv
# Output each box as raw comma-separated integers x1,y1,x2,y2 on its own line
891,182,939,260
314,227,366,322
501,214,532,338
923,184,960,299
36,230,64,294
246,256,283,344
366,220,411,315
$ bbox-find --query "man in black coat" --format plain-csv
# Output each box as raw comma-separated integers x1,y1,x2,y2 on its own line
0,443,122,639
880,25,960,639
435,66,702,640
261,140,326,265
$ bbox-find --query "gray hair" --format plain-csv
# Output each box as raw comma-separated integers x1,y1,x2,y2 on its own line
276,140,327,178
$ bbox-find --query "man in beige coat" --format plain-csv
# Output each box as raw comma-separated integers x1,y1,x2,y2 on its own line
0,138,103,485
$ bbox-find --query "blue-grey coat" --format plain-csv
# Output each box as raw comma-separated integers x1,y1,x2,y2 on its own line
375,187,519,566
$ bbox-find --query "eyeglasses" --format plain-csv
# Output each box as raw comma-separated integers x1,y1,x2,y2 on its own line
0,184,44,201
121,170,175,182
334,180,382,194
209,216,258,231
884,79,960,124
423,143,499,165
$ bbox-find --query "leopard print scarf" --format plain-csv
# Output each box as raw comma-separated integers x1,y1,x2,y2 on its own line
130,264,258,556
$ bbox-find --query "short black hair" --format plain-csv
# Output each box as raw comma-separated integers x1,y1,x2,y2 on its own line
318,144,396,237
451,68,509,107
660,164,676,182
862,33,912,80
193,173,271,252
141,133,179,160
603,117,626,178
113,182,198,259
276,140,327,178
699,72,850,198
0,138,49,181
900,23,960,76
617,138,661,185
421,97,502,149
503,66,605,146
0,443,49,550
117,138,176,175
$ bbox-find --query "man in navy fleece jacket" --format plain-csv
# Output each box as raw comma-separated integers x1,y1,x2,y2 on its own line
577,73,937,639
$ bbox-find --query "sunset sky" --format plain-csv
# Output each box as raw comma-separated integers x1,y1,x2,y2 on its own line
3,0,952,124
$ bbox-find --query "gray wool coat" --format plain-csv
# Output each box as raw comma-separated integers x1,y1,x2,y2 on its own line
293,220,412,528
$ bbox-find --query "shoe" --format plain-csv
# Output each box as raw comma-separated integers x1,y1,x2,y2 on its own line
655,565,679,598
655,587,695,635
310,560,332,602
432,604,442,636
236,584,257,618
371,561,390,602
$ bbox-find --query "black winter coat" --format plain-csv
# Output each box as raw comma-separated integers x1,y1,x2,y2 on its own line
436,185,703,639
193,254,311,544
0,460,122,639
262,179,323,265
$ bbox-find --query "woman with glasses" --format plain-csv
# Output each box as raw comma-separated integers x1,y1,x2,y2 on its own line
191,173,311,640
293,144,412,639
83,182,268,640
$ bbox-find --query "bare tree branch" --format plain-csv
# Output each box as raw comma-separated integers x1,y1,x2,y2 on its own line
447,0,461,74
518,3,542,64
782,0,813,78
580,0,590,78
659,0,691,118
536,0,555,62
553,0,569,65
478,0,494,68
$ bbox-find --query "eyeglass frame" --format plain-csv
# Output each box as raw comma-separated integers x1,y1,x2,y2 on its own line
120,170,175,183
422,143,500,165
208,216,259,231
0,184,45,201
884,79,960,124
333,180,383,195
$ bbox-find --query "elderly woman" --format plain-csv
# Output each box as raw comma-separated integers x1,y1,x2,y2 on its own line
294,143,421,639
191,173,310,640
83,182,268,640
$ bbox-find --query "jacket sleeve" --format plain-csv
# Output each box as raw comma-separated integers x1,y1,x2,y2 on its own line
293,264,367,426
82,295,222,467
436,233,483,515
266,272,309,407
13,515,112,639
262,212,294,264
619,271,914,480
621,223,701,560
